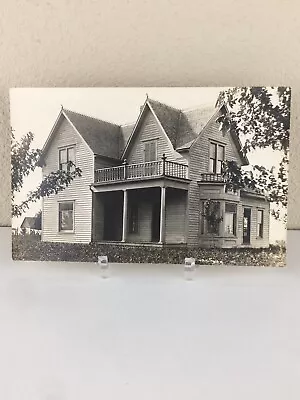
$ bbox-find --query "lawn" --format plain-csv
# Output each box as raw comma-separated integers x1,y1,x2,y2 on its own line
12,234,286,267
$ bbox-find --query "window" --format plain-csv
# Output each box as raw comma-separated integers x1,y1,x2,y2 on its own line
224,203,237,235
59,202,74,231
257,209,263,238
201,200,221,235
209,142,225,173
128,203,138,234
144,141,157,162
59,146,75,172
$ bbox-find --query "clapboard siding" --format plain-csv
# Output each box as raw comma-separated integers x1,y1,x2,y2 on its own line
42,116,94,243
127,105,184,164
188,110,243,245
165,189,187,243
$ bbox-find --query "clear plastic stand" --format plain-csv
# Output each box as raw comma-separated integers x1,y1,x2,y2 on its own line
98,255,109,279
184,257,196,280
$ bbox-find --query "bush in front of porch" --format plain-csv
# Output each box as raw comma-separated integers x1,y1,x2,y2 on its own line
12,235,286,267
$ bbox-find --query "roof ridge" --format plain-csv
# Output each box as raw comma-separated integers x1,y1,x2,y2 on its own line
63,108,121,128
147,97,182,113
120,121,136,128
181,103,216,113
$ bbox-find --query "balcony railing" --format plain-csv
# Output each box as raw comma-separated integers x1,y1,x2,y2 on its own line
94,155,188,183
200,173,226,183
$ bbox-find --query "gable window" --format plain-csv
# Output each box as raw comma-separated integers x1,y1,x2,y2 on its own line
209,142,225,174
257,209,264,238
224,203,237,235
144,141,157,162
59,202,74,232
128,203,138,234
59,146,75,172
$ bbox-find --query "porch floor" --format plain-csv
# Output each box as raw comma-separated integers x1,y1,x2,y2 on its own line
93,241,188,248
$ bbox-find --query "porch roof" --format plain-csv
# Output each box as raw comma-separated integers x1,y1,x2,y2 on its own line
90,176,191,192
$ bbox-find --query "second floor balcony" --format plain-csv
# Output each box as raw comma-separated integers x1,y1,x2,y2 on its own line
94,155,189,184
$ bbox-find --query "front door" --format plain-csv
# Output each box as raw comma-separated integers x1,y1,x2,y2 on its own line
151,203,160,242
243,208,251,244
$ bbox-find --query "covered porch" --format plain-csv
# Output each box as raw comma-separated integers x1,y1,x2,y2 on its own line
91,179,189,245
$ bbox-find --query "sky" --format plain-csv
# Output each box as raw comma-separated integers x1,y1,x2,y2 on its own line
10,87,286,242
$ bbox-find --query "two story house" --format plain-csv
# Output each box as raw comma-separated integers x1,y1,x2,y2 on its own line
38,97,270,248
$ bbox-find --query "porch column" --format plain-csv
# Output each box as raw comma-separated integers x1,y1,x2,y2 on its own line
122,189,128,242
159,186,166,244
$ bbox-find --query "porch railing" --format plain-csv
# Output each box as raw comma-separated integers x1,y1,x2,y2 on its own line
200,173,226,183
94,154,188,183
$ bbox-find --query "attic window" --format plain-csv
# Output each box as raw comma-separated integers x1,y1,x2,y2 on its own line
59,146,75,172
144,141,157,162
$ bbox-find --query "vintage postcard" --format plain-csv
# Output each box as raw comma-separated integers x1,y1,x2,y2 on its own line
11,87,290,266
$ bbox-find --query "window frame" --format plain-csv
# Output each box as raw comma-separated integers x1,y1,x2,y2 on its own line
200,200,221,235
257,209,264,238
209,141,225,174
58,201,75,233
59,145,76,172
144,140,158,163
224,202,237,236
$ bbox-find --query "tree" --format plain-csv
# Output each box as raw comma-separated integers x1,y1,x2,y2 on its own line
11,131,82,217
216,87,291,221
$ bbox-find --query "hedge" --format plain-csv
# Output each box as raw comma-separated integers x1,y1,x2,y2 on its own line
12,236,286,267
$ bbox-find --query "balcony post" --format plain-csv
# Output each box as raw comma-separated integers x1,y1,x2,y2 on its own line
159,186,166,244
162,153,166,176
122,189,128,242
122,159,128,180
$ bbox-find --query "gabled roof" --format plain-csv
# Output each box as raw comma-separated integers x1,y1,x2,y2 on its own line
120,123,135,155
147,99,181,147
176,105,216,149
21,217,41,230
40,97,248,166
122,98,217,157
63,109,121,159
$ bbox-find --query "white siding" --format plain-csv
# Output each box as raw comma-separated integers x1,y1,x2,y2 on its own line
188,109,246,245
165,189,187,243
42,116,94,243
127,105,184,164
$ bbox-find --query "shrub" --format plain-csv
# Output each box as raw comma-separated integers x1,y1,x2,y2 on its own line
12,236,286,267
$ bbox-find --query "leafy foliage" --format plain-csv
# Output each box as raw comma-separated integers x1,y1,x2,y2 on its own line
11,131,41,206
12,236,286,267
11,131,82,217
216,87,290,154
216,87,291,220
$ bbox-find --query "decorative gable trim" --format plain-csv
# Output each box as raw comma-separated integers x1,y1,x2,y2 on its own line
146,100,175,150
62,111,94,157
121,99,175,159
38,108,94,166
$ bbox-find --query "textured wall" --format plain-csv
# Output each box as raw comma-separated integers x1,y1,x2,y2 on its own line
1,0,299,227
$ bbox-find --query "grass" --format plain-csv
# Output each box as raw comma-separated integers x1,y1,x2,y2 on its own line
12,234,286,267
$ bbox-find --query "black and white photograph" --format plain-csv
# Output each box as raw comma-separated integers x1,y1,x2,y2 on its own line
11,87,290,267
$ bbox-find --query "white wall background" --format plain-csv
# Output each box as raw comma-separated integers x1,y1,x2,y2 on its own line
0,227,300,400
